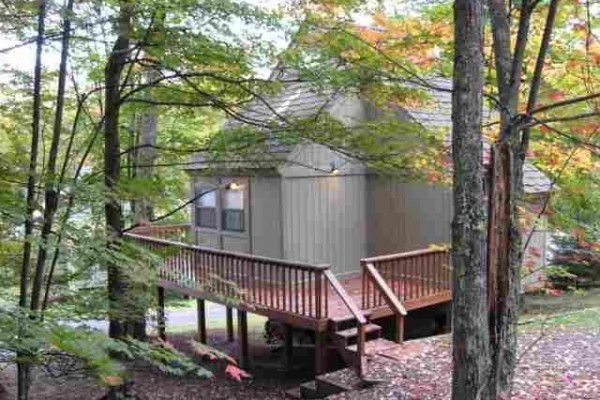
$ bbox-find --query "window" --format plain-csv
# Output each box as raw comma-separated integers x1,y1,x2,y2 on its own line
195,184,217,228
222,182,244,232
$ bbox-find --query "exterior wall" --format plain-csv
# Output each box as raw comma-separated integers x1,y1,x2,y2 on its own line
250,176,283,258
282,174,368,275
367,178,453,256
522,215,550,292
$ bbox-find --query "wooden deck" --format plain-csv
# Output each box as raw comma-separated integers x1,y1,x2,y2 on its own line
125,224,451,376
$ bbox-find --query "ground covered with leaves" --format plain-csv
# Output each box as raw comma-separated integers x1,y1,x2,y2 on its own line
332,293,600,400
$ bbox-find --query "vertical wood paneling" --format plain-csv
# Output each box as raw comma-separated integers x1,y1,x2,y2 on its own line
368,178,453,256
282,174,367,275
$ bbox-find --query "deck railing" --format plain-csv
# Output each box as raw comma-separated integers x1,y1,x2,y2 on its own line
361,248,451,311
125,232,333,321
128,223,193,242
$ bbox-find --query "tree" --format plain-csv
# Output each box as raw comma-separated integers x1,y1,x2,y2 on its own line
450,1,490,399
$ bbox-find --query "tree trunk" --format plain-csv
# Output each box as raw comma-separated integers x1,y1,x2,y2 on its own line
31,0,74,314
129,70,159,341
17,2,46,399
486,1,560,397
451,1,490,399
105,0,133,339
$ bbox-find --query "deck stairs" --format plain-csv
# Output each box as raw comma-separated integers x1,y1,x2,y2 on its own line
287,315,405,399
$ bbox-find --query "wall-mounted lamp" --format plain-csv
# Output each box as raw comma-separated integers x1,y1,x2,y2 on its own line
330,160,339,175
227,182,242,190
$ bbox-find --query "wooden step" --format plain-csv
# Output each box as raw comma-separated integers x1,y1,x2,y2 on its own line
284,387,303,399
334,323,382,340
299,381,321,399
315,367,364,396
345,338,399,356
329,311,373,331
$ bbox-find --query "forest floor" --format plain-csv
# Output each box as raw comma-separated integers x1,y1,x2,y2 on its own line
331,289,600,400
0,290,598,400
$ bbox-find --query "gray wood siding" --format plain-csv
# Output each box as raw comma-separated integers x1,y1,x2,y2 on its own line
250,176,283,258
367,178,453,255
282,175,368,275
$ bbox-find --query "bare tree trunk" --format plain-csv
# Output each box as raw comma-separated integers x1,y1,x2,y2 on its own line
486,1,560,397
451,1,490,399
129,70,159,341
31,0,74,314
17,2,46,399
105,0,133,339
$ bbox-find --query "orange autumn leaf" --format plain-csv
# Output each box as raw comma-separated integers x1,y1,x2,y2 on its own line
225,364,252,382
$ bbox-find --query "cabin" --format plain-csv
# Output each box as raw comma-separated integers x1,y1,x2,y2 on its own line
125,75,552,381
183,77,552,277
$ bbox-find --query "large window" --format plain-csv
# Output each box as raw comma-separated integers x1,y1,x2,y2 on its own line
195,184,217,228
193,179,246,232
222,182,244,232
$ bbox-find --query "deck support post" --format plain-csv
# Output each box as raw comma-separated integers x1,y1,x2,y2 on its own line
314,330,327,375
197,299,207,344
237,310,249,369
157,286,166,340
284,324,293,371
394,314,405,344
226,307,234,342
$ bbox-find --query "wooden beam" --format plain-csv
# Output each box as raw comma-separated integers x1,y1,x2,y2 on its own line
197,299,207,344
314,331,327,375
157,286,166,340
226,307,234,342
284,324,293,371
237,310,249,369
394,314,405,344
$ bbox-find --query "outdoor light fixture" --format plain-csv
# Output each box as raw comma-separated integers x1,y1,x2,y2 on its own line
330,160,339,174
227,182,242,190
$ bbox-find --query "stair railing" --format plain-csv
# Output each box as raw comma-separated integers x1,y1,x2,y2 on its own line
323,270,367,378
363,262,408,343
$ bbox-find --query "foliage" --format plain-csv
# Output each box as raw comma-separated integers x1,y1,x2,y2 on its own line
548,173,600,286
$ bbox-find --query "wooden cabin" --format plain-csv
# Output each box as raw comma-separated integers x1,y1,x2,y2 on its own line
183,77,552,278
125,76,552,379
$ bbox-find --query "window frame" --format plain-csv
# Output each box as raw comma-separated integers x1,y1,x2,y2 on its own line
194,183,218,229
193,178,247,234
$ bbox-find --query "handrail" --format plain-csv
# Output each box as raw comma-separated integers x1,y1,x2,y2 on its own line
323,270,367,325
125,232,329,272
323,269,366,377
364,263,407,316
361,247,449,263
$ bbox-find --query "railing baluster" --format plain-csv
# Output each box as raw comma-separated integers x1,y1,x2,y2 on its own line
301,270,306,315
315,272,322,319
309,272,313,317
295,268,299,314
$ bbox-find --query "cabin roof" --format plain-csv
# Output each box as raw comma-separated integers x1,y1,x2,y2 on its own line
188,76,552,194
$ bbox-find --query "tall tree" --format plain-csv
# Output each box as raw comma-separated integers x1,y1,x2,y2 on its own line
17,2,46,398
105,0,134,339
450,1,490,399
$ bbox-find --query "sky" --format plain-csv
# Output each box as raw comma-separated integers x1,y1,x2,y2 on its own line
0,0,412,82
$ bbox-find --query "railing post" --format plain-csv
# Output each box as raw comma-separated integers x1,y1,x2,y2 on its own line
226,306,234,342
197,299,207,344
315,330,327,375
157,286,166,340
238,309,249,369
357,323,365,377
394,314,405,344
